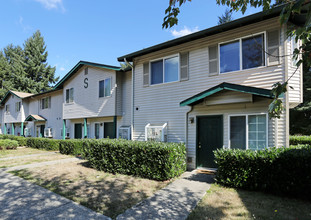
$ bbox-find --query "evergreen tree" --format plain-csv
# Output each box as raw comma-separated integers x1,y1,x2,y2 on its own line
218,9,233,25
0,30,58,100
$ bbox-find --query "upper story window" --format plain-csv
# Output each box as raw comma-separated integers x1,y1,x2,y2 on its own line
220,33,265,73
41,97,51,109
5,104,10,114
65,88,74,103
15,102,21,112
151,55,179,85
99,78,111,97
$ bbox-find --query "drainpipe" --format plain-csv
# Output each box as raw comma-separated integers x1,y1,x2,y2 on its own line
124,58,134,140
185,106,193,167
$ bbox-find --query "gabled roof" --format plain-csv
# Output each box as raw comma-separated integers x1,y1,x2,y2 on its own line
180,82,274,107
0,90,34,105
117,4,305,62
53,60,122,89
25,114,46,122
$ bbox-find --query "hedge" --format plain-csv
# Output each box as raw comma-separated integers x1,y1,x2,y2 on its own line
59,139,84,156
0,135,27,146
26,137,60,151
290,136,311,145
0,139,19,150
214,145,311,200
82,139,186,181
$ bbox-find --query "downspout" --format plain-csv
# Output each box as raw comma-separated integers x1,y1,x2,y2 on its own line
185,106,193,163
124,58,134,140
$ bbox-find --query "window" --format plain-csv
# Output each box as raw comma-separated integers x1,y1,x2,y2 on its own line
220,33,265,73
291,36,299,66
15,102,21,112
95,123,100,139
229,114,267,150
5,105,9,113
99,78,111,97
41,97,51,109
151,56,179,85
66,88,74,103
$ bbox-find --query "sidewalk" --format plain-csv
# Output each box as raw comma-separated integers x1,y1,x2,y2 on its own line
0,171,110,220
117,171,214,220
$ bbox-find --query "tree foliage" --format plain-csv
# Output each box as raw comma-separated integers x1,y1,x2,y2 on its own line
163,0,311,118
0,30,58,100
218,8,233,24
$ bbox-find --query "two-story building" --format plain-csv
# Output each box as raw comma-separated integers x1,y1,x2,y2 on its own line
0,6,304,169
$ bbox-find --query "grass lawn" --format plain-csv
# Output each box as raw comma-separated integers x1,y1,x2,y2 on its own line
0,147,52,158
188,184,311,220
11,160,171,219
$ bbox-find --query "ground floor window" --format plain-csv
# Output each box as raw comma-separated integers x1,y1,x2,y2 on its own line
229,114,267,150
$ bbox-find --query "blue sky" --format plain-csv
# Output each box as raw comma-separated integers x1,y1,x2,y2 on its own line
0,0,262,80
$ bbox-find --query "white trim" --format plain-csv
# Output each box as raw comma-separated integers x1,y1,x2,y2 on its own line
219,31,267,74
228,112,268,150
149,54,180,86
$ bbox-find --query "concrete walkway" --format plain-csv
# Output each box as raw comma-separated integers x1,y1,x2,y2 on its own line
1,157,80,172
0,152,56,161
117,171,214,220
0,170,110,220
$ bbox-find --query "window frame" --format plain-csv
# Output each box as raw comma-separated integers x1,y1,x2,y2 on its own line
41,97,51,109
149,54,180,86
218,31,267,74
228,113,268,150
15,102,21,112
5,104,10,114
99,77,112,98
65,88,74,104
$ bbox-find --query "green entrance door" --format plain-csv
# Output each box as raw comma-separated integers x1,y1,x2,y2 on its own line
104,122,115,139
197,115,223,168
40,125,45,137
74,124,82,139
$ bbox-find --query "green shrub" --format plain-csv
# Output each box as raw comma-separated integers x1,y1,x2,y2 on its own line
26,137,60,151
82,139,186,181
290,136,311,145
214,146,311,200
59,139,83,156
0,135,27,146
0,139,19,150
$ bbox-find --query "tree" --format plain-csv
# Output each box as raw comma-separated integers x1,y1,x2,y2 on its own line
163,0,311,118
218,8,233,24
0,30,58,100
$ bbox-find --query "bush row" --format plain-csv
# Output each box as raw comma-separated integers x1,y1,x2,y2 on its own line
214,145,311,200
0,139,19,150
26,137,60,151
290,135,311,145
0,135,27,146
59,139,84,156
82,139,186,181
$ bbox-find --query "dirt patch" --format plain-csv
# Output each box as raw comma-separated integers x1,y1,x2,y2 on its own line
0,147,53,158
11,160,171,218
188,184,311,220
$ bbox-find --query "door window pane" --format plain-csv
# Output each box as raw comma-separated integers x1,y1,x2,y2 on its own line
151,60,163,85
164,56,178,83
230,116,246,149
220,41,240,73
248,115,267,150
242,34,264,69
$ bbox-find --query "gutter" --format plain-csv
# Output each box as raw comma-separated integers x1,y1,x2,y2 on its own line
124,58,134,140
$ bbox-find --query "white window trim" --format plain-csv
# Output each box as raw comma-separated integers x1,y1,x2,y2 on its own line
41,97,50,109
99,77,112,98
228,113,268,150
65,88,74,104
218,31,267,74
149,54,180,86
5,104,10,114
15,102,21,112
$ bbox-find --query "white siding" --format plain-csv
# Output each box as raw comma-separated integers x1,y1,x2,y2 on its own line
3,95,25,123
117,71,132,127
63,66,117,119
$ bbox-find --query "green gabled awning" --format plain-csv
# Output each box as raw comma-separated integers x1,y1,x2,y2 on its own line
180,82,274,107
25,114,46,122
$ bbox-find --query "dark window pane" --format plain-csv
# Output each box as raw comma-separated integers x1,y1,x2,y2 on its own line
220,40,240,73
164,56,179,83
99,80,105,97
242,34,264,69
151,60,163,85
66,89,69,103
230,116,246,149
104,78,111,96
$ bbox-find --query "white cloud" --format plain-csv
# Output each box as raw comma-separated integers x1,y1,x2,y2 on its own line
171,26,199,38
18,16,33,32
34,0,65,12
60,67,65,71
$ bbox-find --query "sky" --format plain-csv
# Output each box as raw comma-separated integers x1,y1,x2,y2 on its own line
0,0,262,80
